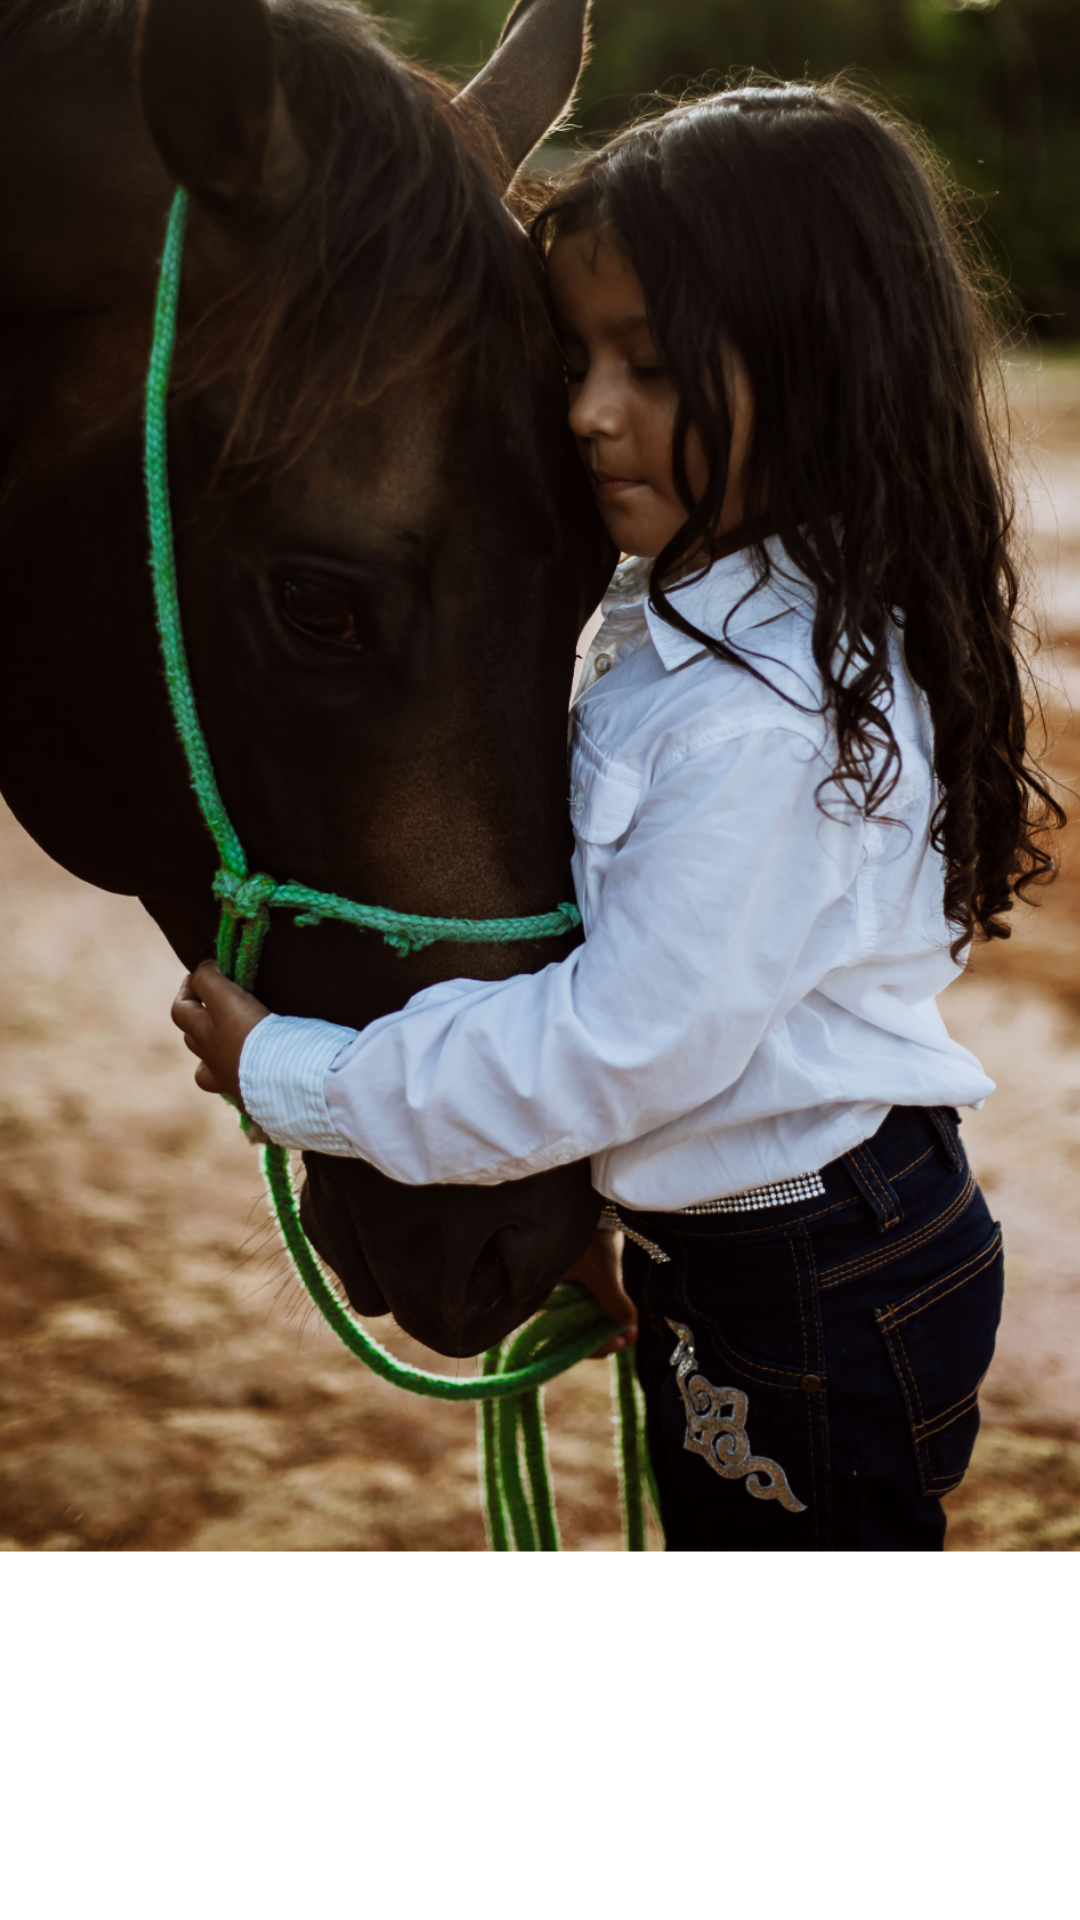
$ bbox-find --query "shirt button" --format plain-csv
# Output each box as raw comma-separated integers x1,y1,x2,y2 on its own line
799,1373,823,1394
594,654,613,676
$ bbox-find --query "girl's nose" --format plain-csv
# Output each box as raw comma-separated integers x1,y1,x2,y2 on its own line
568,366,625,442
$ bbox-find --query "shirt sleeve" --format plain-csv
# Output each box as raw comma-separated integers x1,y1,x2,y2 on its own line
239,725,865,1182
240,1014,363,1155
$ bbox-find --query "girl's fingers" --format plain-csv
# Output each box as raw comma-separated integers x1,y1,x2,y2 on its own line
190,958,238,1011
171,963,267,1107
173,983,216,1067
587,1267,637,1332
171,1000,195,1036
171,960,227,1029
171,985,204,1034
173,1002,210,1049
589,1330,636,1361
186,961,271,1027
172,961,231,1034
586,1289,637,1358
563,1229,639,1358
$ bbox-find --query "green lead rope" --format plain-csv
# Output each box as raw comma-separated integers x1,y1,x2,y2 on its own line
263,1144,617,1405
145,186,656,1551
145,188,581,976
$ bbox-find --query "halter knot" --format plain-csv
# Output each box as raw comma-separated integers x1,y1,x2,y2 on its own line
213,869,278,921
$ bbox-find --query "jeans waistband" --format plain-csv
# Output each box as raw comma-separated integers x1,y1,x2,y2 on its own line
612,1105,965,1244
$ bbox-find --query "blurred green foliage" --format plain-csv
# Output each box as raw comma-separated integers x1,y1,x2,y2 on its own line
380,0,1080,335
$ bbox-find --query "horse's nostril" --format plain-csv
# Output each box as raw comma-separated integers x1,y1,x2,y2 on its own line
454,1231,548,1348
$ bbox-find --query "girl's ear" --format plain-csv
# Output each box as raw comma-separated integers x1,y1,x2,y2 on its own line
136,0,308,225
457,0,593,191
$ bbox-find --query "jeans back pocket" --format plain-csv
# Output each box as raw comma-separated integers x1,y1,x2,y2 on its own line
875,1226,1004,1497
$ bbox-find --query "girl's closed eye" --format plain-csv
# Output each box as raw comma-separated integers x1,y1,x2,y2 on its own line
545,230,747,563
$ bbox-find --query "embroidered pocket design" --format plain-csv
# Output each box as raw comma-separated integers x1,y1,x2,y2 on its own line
666,1320,807,1512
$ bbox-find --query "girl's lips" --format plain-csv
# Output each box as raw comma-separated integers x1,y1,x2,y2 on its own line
593,470,642,496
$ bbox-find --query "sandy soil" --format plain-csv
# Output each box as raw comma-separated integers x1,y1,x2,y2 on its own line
1,358,1078,1553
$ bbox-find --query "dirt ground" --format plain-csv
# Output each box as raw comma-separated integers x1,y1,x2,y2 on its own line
1,356,1078,1553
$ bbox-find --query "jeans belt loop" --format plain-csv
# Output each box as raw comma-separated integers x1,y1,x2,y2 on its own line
925,1105,965,1174
841,1140,902,1232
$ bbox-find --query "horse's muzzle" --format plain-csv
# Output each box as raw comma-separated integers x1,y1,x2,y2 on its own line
298,1152,602,1356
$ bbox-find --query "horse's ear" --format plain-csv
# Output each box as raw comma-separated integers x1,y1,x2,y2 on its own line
136,0,307,222
457,0,593,190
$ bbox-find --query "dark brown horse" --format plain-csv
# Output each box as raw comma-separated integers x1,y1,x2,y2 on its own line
0,0,614,1354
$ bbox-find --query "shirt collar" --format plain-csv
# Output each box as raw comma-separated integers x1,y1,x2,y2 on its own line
640,539,817,674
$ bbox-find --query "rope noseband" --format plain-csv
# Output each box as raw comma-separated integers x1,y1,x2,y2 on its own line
143,188,652,1551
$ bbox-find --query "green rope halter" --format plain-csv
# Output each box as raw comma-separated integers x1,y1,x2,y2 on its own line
144,188,654,1551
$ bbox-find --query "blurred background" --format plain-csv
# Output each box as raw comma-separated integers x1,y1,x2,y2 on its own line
389,0,1080,339
1,0,1078,1551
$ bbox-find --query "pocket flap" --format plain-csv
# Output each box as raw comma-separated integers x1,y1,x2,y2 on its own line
569,758,641,846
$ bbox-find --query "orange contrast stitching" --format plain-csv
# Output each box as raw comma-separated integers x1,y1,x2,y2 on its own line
889,1320,927,1429
877,1237,1002,1331
847,1144,901,1226
820,1170,975,1289
916,1393,979,1440
891,1145,934,1182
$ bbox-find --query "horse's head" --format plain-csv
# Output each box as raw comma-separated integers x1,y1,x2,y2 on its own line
0,0,614,1354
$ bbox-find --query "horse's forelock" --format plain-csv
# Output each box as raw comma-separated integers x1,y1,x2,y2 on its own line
180,0,539,476
2,0,541,475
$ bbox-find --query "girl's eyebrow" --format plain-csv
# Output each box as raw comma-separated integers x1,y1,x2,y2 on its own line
557,315,653,345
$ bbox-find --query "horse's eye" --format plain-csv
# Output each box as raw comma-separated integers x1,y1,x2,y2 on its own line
279,577,358,651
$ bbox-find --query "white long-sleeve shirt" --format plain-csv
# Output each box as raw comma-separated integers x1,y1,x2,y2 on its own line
240,544,993,1208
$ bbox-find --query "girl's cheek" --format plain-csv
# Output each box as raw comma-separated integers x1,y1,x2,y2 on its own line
640,394,681,492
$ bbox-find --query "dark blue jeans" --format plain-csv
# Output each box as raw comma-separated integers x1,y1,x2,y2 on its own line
622,1106,1003,1551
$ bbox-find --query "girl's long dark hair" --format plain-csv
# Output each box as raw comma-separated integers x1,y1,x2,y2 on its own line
534,83,1062,953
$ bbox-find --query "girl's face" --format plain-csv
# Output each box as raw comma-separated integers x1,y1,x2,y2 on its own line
547,229,752,560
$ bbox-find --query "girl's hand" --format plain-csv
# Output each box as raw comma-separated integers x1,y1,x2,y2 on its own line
171,961,270,1105
564,1226,638,1358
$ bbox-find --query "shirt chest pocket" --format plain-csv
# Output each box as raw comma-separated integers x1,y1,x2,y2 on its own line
569,757,641,848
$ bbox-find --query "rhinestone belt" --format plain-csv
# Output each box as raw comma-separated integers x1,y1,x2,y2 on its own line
677,1171,826,1215
599,1170,827,1265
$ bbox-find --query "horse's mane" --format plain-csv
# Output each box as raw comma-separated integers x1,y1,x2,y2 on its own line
0,0,133,60
2,0,535,471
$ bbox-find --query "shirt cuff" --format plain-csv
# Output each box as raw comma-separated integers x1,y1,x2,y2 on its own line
239,1014,360,1155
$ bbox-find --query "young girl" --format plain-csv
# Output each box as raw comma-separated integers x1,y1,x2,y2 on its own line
174,82,1059,1551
